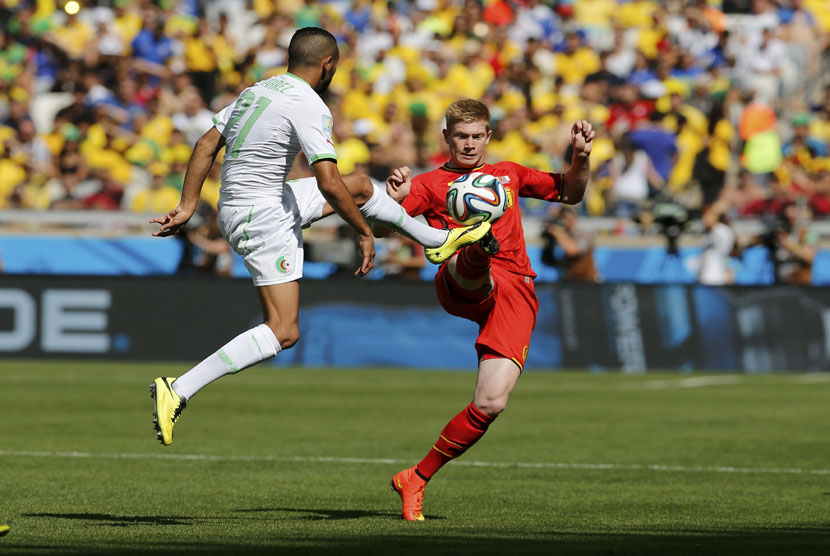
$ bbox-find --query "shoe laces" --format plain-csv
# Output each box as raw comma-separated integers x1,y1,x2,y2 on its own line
412,475,425,506
172,399,187,422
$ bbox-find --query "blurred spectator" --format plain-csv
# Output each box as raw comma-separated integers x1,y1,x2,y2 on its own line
84,171,124,211
540,206,598,282
739,27,788,102
609,133,663,217
697,198,738,285
131,10,173,79
383,235,425,280
691,101,734,207
773,201,817,285
170,89,214,146
628,111,678,184
748,200,817,285
178,202,233,277
130,162,180,214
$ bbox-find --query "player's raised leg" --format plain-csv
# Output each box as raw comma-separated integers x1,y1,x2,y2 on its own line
151,282,297,446
444,242,497,301
392,357,520,521
304,173,492,263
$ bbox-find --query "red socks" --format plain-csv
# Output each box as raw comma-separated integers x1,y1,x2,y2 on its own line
447,244,493,301
415,402,496,480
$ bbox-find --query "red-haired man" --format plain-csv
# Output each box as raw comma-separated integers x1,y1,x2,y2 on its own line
384,99,594,520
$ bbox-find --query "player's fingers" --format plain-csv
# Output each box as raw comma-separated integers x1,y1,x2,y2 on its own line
587,130,596,141
582,120,592,134
356,258,371,276
402,166,411,179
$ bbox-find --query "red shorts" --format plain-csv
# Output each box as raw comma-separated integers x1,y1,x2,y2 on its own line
435,263,539,369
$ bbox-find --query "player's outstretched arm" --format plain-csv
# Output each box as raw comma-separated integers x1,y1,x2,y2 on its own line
561,120,595,205
313,159,376,276
151,127,225,237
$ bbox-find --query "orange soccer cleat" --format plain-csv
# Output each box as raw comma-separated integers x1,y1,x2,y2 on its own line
391,467,427,521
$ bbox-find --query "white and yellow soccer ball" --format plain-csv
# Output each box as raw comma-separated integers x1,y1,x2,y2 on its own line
446,172,508,225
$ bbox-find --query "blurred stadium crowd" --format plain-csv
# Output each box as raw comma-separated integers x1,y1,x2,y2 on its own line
1,1,830,253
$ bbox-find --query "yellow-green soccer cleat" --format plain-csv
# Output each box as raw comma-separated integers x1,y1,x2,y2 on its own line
424,221,492,264
149,377,186,446
0,524,9,537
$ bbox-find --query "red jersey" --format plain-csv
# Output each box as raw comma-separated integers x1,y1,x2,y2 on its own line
402,161,563,278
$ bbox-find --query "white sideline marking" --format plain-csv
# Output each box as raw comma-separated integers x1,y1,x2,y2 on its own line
1,450,828,476
624,376,743,390
794,374,830,384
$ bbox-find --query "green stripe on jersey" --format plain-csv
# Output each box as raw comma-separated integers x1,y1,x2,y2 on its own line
309,154,337,163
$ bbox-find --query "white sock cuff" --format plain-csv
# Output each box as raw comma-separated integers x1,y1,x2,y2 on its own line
251,324,281,359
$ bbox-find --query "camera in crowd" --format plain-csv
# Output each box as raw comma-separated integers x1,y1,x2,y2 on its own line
540,209,571,267
651,200,690,256
758,210,791,253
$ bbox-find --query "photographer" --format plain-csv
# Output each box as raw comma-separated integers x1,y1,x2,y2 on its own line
541,206,599,282
752,201,817,285
698,199,738,285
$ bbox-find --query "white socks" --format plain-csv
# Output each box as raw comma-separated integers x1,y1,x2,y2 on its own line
172,324,281,400
361,183,448,248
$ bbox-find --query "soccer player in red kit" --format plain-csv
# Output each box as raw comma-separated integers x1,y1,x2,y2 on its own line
383,99,594,521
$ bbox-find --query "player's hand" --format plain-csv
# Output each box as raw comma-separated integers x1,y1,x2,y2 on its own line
571,120,595,157
355,232,375,276
150,205,194,237
386,166,412,202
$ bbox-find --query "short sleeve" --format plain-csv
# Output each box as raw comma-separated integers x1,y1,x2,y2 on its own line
291,99,338,164
514,162,564,201
401,177,430,217
212,103,234,137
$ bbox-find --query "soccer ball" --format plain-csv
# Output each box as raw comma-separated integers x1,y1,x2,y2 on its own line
446,172,508,225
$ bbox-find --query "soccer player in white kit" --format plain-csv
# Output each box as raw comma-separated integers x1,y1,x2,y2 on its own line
148,28,491,446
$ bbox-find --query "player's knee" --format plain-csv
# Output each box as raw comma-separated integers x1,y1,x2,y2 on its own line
474,396,508,417
266,321,300,350
355,174,374,205
278,326,300,350
345,172,374,205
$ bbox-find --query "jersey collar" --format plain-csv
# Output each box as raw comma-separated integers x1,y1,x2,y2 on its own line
284,72,312,89
441,162,486,174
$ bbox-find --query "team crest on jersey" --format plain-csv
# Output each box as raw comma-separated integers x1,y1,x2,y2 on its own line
499,175,511,184
322,115,333,136
276,256,291,274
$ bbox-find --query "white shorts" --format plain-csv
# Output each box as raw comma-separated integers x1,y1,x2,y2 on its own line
218,179,327,286
288,176,327,228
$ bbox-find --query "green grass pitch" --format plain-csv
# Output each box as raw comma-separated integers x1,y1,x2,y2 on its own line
1,360,828,555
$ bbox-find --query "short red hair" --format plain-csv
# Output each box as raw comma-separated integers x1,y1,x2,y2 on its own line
445,99,491,131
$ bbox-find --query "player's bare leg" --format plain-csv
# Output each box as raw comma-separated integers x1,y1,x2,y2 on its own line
473,357,522,417
151,282,296,446
446,244,494,300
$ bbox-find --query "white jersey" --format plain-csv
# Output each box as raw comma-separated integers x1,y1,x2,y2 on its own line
212,73,337,204
699,222,736,285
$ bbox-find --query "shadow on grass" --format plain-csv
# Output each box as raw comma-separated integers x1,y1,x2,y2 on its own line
21,513,197,527
8,517,829,556
233,507,404,520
